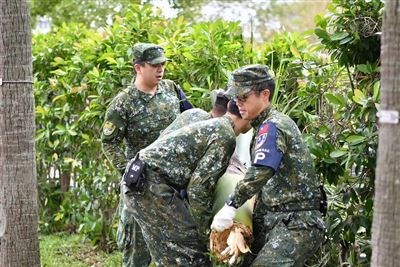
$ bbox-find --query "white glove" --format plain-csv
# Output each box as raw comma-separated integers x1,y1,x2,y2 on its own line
211,203,237,232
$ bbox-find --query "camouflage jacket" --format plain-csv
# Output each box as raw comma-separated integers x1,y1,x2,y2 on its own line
231,106,321,210
101,79,181,174
139,116,236,235
161,108,211,136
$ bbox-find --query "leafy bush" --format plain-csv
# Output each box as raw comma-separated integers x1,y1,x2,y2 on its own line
33,4,250,250
33,2,382,265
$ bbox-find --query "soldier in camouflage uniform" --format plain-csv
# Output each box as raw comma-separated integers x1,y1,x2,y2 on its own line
121,101,251,266
211,64,325,267
101,43,192,267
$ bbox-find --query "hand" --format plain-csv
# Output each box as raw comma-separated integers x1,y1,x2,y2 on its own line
211,204,237,232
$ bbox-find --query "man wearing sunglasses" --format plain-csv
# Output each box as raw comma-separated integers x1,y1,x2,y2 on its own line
101,42,192,267
211,64,325,266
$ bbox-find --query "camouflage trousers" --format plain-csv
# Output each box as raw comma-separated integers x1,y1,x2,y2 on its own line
117,200,151,267
241,206,325,267
120,170,211,267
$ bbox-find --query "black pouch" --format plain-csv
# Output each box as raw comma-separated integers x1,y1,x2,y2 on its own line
123,155,146,193
319,184,328,216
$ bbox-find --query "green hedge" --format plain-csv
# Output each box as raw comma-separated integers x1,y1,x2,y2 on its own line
33,3,381,266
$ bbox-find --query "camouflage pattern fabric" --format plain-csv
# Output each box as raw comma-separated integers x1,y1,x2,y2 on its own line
229,106,325,266
161,108,211,136
132,43,169,64
122,116,237,266
225,64,273,99
101,79,181,267
102,79,181,173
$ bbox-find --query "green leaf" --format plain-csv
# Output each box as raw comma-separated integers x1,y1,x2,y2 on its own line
373,81,380,101
52,94,67,103
330,150,347,158
357,64,371,74
68,129,78,136
51,69,67,76
182,52,195,60
314,28,330,41
36,105,48,116
352,89,367,105
331,32,349,41
290,45,301,59
346,135,366,145
53,57,66,66
105,56,118,65
91,67,99,77
325,93,343,107
339,36,353,45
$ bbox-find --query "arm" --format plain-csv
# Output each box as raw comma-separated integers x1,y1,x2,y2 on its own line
211,122,285,232
230,166,275,208
101,102,127,175
187,140,234,238
231,122,285,207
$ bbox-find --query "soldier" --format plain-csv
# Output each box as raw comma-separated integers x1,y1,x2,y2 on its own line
121,101,251,266
211,64,325,266
101,42,192,267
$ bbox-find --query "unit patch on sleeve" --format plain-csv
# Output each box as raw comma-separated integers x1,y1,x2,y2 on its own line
103,121,116,136
253,122,283,171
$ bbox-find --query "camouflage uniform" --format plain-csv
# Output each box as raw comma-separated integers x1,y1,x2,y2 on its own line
162,108,211,136
122,116,236,266
226,65,325,267
101,43,190,267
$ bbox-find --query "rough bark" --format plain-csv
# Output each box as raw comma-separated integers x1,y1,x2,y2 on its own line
0,0,41,266
371,1,400,266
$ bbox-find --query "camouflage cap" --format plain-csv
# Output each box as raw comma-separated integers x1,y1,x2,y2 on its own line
132,43,169,64
225,64,273,98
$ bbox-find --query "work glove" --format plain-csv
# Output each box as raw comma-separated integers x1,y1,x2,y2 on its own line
211,203,237,232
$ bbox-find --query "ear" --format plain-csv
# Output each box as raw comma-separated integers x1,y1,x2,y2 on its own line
134,63,142,73
263,89,270,102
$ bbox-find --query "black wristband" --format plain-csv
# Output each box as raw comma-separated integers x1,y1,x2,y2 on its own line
226,195,238,208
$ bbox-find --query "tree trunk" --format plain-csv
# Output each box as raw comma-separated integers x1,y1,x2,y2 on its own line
0,0,41,266
371,1,400,266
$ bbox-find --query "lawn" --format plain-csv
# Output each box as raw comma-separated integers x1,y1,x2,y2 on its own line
39,233,122,267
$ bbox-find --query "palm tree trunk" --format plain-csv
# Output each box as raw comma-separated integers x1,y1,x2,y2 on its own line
0,0,41,266
371,1,400,265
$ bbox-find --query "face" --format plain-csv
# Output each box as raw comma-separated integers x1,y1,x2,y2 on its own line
235,89,270,120
136,62,165,87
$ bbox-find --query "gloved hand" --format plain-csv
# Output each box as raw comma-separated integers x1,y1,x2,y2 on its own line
211,203,237,232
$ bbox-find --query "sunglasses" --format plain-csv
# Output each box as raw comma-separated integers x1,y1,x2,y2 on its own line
233,90,256,102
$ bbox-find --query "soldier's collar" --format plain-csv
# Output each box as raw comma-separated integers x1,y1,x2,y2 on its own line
223,115,235,129
130,83,164,100
251,105,274,128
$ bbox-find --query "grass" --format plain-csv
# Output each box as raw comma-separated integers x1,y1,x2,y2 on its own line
39,233,122,267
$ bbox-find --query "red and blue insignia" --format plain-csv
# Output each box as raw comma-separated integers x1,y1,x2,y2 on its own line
258,124,269,135
255,133,267,149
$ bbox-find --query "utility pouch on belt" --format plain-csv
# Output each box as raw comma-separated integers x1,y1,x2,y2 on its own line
123,155,146,193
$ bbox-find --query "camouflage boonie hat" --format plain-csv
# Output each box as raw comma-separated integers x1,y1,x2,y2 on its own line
132,43,169,64
225,64,273,98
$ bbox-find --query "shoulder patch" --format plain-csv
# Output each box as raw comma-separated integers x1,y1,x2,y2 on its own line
103,121,116,136
253,122,283,171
